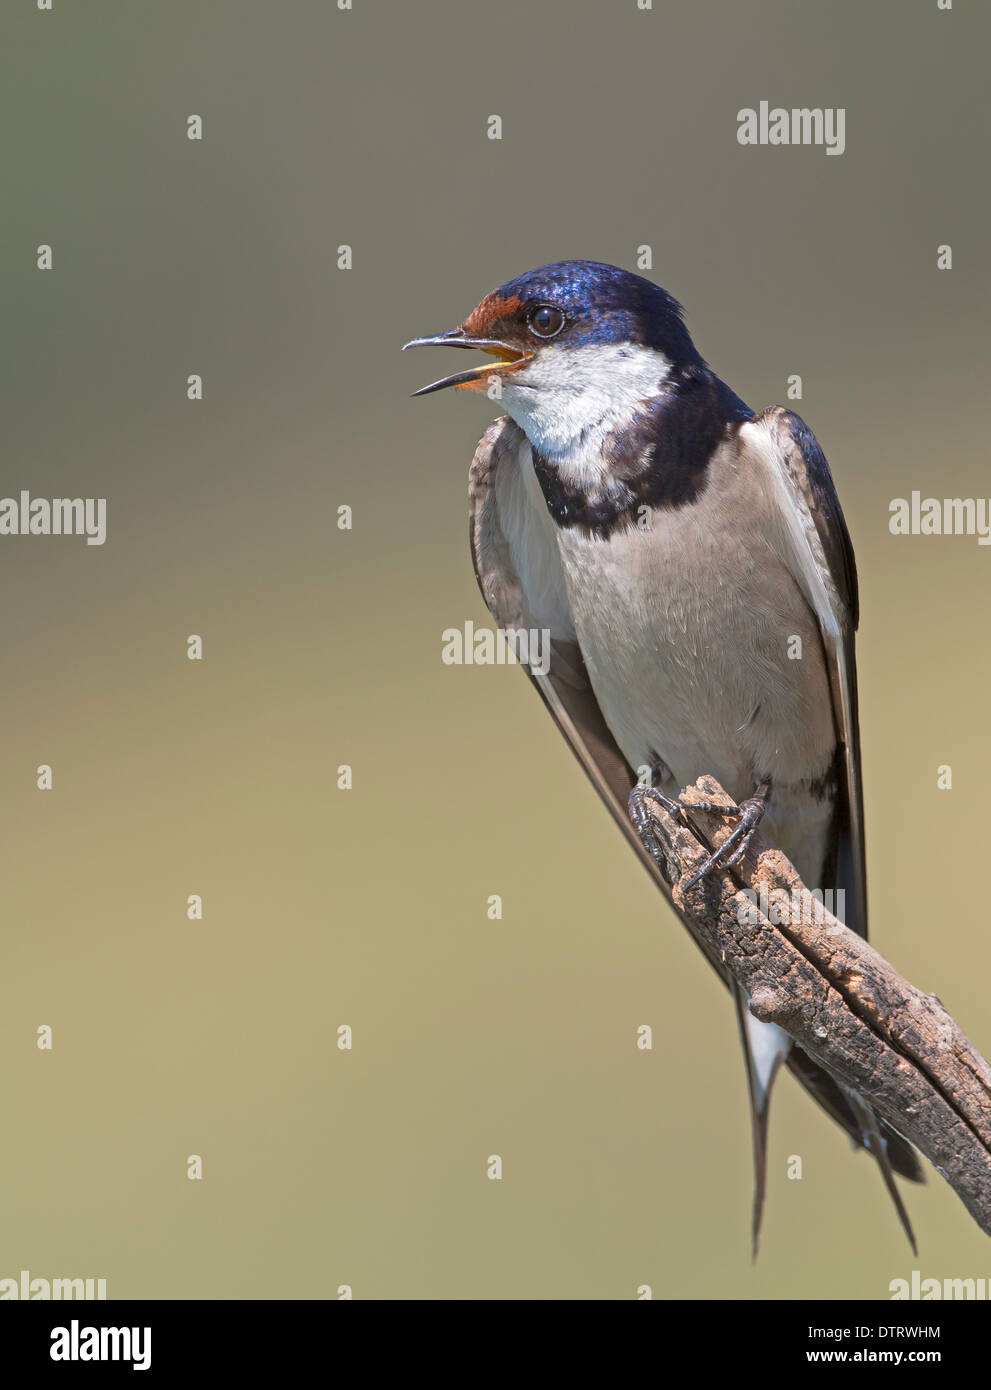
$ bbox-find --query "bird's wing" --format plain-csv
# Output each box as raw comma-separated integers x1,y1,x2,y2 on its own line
741,407,922,1194
467,412,921,1251
742,406,866,937
468,416,683,908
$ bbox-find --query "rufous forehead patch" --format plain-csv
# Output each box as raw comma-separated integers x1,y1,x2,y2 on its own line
460,292,523,337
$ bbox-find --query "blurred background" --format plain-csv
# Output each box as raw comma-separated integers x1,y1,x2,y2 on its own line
2,0,989,1299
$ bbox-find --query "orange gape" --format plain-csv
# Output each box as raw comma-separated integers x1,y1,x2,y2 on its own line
454,294,530,391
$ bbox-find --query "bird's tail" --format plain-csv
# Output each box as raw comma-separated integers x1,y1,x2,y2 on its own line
733,985,790,1260
845,1090,918,1254
734,986,919,1256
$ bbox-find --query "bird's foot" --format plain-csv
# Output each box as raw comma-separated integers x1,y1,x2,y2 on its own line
629,780,770,887
682,785,769,891
627,786,684,873
628,784,741,867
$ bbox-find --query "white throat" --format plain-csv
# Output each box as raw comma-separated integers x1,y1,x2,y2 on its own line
499,341,672,488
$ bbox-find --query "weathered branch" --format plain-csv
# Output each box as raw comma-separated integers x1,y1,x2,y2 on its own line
641,776,991,1238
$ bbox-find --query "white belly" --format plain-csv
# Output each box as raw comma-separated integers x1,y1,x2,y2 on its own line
554,516,837,886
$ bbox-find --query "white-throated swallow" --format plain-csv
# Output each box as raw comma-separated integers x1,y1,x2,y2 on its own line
404,260,922,1252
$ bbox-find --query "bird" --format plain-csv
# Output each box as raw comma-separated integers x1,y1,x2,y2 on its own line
403,259,923,1253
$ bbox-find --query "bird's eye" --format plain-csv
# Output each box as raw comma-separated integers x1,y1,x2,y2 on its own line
527,304,566,339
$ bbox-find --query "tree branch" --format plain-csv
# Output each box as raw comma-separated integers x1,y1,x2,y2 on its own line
638,775,991,1238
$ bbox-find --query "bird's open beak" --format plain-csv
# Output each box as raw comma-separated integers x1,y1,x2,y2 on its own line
402,329,532,397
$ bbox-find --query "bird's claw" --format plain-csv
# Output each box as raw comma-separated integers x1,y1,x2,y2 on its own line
627,785,681,871
629,782,769,889
682,792,767,891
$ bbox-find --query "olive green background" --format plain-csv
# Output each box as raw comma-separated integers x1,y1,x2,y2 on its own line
2,0,989,1300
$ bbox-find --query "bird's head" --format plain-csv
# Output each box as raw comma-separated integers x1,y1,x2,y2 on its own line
403,260,706,459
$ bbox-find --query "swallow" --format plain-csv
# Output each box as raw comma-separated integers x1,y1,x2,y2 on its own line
404,260,923,1253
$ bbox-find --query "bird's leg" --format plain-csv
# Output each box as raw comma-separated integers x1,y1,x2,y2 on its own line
683,779,772,891
647,756,741,816
629,759,741,868
680,795,740,814
629,772,771,884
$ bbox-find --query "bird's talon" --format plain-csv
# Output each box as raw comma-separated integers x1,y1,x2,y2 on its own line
683,798,739,815
627,786,685,870
680,789,768,890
